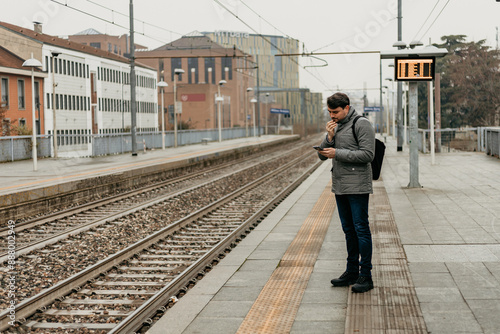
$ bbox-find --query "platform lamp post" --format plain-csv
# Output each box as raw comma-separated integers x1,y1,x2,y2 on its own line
50,50,61,158
157,80,168,150
385,77,395,137
250,98,257,137
265,93,270,135
217,80,227,142
22,53,42,171
245,87,253,137
382,86,389,136
216,96,224,141
173,68,184,148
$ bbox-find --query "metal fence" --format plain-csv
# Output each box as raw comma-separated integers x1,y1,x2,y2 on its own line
384,126,500,157
485,127,500,157
418,128,482,153
0,127,264,162
0,135,52,162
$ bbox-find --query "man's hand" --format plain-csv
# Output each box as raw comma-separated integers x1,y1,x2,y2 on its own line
319,147,336,159
326,121,337,141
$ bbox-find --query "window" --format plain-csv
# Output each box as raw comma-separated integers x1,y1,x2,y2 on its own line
63,60,66,75
64,95,68,110
71,61,75,76
205,58,215,84
46,93,50,109
188,58,199,84
17,80,25,109
1,78,9,107
19,118,26,127
34,81,40,111
108,43,112,52
90,42,101,49
54,57,58,73
58,59,62,74
171,58,183,81
221,57,232,80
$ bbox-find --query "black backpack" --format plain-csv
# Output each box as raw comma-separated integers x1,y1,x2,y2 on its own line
352,116,385,180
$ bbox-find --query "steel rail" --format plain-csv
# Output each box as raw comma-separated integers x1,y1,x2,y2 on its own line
0,148,296,262
0,150,276,237
0,151,318,331
109,158,322,334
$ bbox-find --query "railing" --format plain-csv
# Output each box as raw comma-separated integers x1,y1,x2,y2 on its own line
0,127,265,162
485,127,500,157
385,126,499,158
0,135,51,162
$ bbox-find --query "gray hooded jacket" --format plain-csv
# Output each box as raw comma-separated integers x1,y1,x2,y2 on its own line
318,107,375,195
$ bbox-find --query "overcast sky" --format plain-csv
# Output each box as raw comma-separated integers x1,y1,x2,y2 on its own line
1,0,499,104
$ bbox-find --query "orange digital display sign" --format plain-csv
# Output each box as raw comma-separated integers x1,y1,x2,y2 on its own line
395,57,435,81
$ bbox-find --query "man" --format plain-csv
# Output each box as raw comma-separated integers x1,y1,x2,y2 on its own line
317,92,375,293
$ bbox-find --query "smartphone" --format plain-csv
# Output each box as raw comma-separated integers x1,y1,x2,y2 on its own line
313,146,322,151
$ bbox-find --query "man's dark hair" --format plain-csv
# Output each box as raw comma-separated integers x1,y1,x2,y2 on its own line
327,92,350,109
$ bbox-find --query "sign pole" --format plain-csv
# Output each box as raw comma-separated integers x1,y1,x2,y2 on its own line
408,82,421,188
429,80,435,165
277,114,281,135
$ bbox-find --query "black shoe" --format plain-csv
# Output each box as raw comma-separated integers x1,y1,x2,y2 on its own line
331,271,359,286
351,276,374,293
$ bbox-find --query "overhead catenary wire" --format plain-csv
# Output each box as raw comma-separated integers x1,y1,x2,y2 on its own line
417,0,453,42
213,0,330,91
47,0,255,61
411,0,442,43
49,0,170,46
84,0,181,37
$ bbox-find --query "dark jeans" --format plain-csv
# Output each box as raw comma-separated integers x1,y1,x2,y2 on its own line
335,194,372,277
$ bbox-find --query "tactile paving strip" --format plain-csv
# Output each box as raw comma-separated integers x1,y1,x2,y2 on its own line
344,184,428,334
236,185,336,334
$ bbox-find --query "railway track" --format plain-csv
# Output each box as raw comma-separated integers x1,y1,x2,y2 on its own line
1,149,320,333
0,143,296,263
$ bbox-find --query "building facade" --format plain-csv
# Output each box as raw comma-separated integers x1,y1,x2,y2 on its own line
137,32,255,131
203,31,322,135
67,28,147,57
0,21,157,157
0,46,47,136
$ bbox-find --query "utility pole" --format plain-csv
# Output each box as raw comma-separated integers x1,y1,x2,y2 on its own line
396,0,404,151
130,0,137,156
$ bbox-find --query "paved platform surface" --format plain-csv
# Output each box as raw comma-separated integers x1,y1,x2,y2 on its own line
0,135,292,196
148,136,500,334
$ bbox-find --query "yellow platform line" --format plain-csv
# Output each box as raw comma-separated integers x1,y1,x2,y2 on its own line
237,184,336,334
344,184,428,333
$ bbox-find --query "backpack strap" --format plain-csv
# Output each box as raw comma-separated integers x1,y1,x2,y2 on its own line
351,115,363,145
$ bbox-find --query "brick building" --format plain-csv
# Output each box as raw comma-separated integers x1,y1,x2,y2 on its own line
67,28,147,57
0,45,47,136
136,31,256,131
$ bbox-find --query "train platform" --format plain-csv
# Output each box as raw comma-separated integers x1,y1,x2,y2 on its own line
148,136,500,334
0,135,297,216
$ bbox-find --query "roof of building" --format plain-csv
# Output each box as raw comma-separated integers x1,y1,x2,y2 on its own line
74,28,103,35
0,45,27,69
0,45,43,73
154,32,239,52
0,21,153,69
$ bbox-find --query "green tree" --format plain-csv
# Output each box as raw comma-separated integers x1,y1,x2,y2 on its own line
422,35,500,128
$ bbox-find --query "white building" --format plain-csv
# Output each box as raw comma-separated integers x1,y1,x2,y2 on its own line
0,21,158,157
